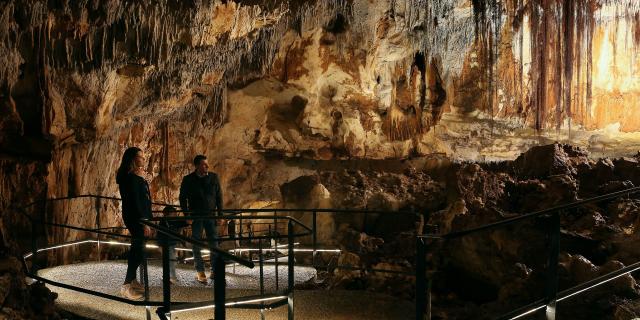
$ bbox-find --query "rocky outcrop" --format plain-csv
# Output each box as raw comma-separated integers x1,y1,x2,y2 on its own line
0,0,640,318
0,220,60,319
420,144,640,318
0,0,638,252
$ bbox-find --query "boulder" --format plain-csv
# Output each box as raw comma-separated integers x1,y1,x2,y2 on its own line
512,143,591,179
368,261,414,298
559,254,638,297
598,180,635,195
281,175,335,244
329,252,363,289
612,157,640,186
337,227,384,254
606,198,640,232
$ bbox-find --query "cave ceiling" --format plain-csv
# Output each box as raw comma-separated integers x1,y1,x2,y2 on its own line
0,0,639,209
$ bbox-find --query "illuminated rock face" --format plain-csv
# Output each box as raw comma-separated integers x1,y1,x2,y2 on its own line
1,1,640,317
0,0,639,263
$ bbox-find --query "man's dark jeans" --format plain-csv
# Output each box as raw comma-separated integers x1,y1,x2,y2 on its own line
192,218,217,272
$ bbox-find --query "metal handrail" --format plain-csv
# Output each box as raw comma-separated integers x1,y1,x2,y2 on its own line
497,261,640,320
416,186,640,320
139,218,254,268
15,192,419,216
19,194,174,211
23,214,304,320
172,208,421,215
146,216,302,320
429,186,640,240
20,194,420,319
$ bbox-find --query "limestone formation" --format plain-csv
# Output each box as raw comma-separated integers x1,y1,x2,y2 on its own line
1,0,640,319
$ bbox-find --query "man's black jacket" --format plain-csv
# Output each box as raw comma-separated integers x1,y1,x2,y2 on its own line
179,172,223,216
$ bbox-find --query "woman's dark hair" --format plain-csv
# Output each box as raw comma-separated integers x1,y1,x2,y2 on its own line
116,147,141,184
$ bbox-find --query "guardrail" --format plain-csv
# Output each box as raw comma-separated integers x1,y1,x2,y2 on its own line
416,186,640,320
141,214,311,320
18,194,423,319
18,195,309,320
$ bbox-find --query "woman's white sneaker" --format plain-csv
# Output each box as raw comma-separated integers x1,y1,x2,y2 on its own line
120,284,143,300
130,279,145,292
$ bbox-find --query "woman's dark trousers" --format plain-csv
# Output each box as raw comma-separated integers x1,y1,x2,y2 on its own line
124,220,145,283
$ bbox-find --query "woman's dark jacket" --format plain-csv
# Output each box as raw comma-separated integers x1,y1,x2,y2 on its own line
118,172,152,226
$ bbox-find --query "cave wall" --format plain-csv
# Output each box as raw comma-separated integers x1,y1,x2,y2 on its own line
0,0,639,251
0,1,640,317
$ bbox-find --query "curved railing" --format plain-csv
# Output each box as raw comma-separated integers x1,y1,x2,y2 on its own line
416,186,640,320
19,195,310,320
141,214,311,320
19,194,422,319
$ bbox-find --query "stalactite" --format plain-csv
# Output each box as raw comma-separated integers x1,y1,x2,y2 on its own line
470,0,501,131
2,0,639,138
160,121,170,185
563,0,575,125
585,2,595,121
110,24,115,61
555,1,563,130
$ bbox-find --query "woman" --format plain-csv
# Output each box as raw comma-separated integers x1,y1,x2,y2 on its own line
116,147,152,300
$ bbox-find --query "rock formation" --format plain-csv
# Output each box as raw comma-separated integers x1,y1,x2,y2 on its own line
1,0,640,318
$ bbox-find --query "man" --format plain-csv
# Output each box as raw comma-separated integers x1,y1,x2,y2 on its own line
179,154,223,284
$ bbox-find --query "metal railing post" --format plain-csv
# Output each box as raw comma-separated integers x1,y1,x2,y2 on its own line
214,248,226,320
273,223,279,291
288,220,295,320
95,198,101,262
232,220,238,274
416,237,427,320
259,238,265,320
545,212,561,320
312,210,317,267
162,242,171,313
142,236,151,320
239,212,243,243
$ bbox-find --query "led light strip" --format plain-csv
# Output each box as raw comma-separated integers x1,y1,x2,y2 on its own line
509,265,640,320
23,240,94,259
292,248,341,253
557,264,640,302
509,305,546,320
229,248,341,253
97,240,160,249
168,295,288,314
183,255,209,262
24,239,340,260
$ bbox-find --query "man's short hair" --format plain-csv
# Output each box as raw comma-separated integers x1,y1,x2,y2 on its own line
193,155,207,166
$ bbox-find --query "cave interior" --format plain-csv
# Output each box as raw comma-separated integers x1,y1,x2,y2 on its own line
2,0,640,319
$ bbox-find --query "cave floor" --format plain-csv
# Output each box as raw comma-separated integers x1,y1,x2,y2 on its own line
38,261,413,319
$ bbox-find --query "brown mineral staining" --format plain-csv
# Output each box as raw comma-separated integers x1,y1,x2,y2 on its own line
1,1,640,318
280,36,313,83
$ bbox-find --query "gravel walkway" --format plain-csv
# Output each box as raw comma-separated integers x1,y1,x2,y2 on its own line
39,261,414,320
